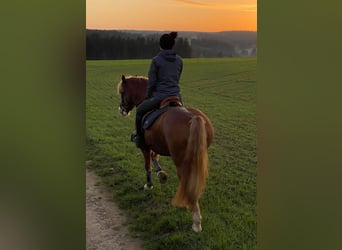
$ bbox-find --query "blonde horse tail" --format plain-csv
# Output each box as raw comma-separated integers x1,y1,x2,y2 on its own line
172,115,208,207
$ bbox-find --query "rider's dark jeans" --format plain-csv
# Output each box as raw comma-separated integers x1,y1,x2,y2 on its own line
135,97,161,135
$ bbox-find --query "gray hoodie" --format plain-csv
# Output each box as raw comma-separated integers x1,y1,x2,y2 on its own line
146,49,183,101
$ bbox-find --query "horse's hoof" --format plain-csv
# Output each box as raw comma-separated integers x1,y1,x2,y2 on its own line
192,223,202,233
144,184,153,191
157,171,168,184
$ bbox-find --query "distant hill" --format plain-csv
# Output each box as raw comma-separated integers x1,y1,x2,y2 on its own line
180,31,257,57
86,29,257,59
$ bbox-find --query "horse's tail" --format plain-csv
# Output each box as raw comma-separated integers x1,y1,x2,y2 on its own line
172,115,208,207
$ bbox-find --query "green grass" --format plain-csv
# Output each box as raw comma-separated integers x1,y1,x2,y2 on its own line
86,58,256,249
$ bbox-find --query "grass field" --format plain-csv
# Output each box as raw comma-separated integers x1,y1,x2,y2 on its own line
86,58,256,249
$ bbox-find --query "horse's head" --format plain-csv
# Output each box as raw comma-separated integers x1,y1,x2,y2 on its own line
117,75,148,116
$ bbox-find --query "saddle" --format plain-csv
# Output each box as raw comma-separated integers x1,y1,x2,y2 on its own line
160,96,183,109
142,96,182,130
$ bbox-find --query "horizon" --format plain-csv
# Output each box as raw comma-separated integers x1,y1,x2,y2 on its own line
86,28,257,33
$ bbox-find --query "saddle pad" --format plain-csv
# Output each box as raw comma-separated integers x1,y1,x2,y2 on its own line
142,107,170,130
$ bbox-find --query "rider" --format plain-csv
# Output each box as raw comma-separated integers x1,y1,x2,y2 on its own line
132,31,183,148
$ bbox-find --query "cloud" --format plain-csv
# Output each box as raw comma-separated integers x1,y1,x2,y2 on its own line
174,0,210,7
173,0,256,12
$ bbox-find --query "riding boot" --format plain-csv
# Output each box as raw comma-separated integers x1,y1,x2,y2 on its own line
131,97,160,148
131,116,146,148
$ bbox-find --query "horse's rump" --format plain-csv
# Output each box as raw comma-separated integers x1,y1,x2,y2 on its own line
145,107,213,156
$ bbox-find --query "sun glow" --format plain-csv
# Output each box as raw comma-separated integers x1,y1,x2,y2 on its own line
86,0,256,32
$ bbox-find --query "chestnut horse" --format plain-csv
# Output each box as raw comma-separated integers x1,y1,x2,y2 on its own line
117,75,214,232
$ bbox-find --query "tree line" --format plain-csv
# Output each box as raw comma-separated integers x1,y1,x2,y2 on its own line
86,30,192,60
86,30,256,60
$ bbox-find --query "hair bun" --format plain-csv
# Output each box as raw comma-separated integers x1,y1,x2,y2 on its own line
169,32,178,40
160,32,177,49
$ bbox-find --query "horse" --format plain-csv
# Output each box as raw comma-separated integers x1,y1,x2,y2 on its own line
117,75,214,232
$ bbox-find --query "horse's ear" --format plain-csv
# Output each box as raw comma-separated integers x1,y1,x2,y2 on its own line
121,75,126,88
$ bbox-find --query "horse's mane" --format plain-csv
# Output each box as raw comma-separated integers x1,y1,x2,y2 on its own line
117,75,148,95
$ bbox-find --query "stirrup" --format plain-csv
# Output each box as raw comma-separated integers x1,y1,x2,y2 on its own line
131,134,145,148
131,133,137,142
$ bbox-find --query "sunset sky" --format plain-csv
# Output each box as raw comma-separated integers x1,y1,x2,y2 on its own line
86,0,256,32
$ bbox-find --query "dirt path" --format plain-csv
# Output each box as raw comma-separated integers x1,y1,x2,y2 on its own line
86,169,142,250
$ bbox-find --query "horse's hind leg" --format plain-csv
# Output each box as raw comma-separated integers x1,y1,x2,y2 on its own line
151,151,168,184
191,202,202,232
142,149,153,190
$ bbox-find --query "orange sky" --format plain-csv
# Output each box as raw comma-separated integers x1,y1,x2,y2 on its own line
86,0,256,32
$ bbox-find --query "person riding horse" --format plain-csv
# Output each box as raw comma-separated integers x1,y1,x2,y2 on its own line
132,32,183,148
118,74,214,232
